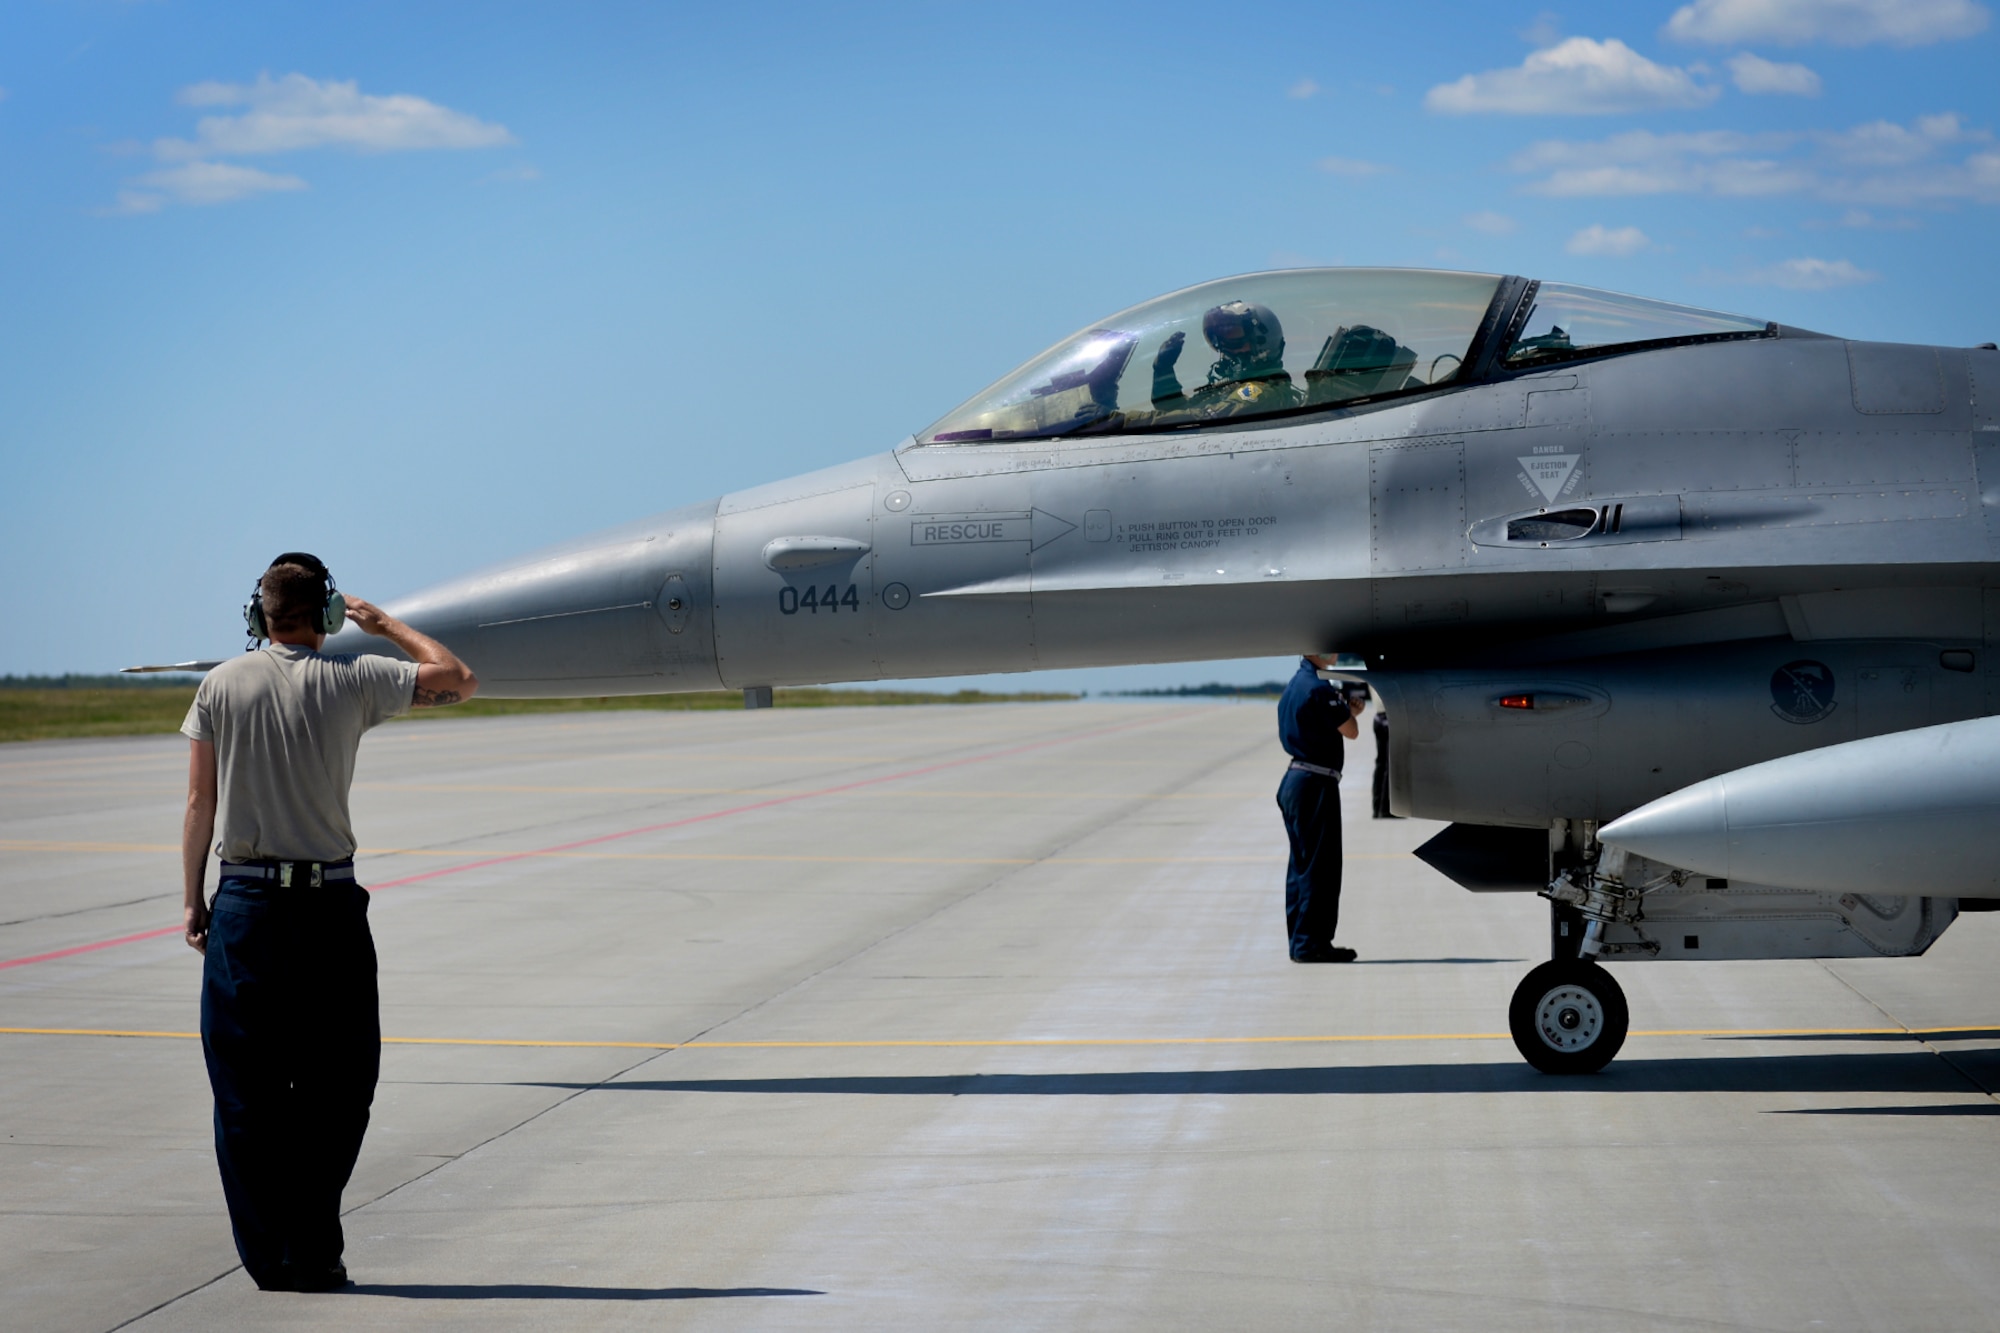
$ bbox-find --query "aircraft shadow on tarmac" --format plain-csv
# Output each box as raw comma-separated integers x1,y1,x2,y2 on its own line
1781,1104,2000,1116
350,1284,822,1301
1715,1028,2000,1043
511,1047,2000,1103
1349,957,1526,965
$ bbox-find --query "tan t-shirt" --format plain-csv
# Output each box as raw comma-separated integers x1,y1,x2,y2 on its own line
181,645,419,863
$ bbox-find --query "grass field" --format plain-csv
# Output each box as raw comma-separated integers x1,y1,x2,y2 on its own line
0,686,1078,745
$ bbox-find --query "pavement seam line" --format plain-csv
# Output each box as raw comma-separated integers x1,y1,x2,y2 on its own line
303,713,1285,1240
1812,958,2000,1102
101,1264,235,1333
79,707,1226,1321
0,890,177,928
0,708,1195,972
362,707,1193,891
581,722,1285,1081
123,1037,694,1325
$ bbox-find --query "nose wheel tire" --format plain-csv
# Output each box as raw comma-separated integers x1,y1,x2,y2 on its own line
1509,959,1629,1075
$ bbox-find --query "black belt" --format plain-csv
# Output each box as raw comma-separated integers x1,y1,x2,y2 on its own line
1287,759,1341,780
220,859,356,887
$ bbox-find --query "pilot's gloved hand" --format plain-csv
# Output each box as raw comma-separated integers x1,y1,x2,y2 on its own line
1153,330,1185,372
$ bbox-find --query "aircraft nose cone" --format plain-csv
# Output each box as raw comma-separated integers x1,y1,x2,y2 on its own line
327,498,722,698
1599,781,1731,879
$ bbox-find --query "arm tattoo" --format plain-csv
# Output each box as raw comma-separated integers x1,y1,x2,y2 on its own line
413,685,462,709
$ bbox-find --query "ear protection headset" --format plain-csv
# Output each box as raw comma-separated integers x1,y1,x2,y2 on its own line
244,552,347,642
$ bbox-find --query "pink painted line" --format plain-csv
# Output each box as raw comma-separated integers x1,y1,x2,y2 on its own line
368,710,1176,888
0,925,186,972
0,709,1185,971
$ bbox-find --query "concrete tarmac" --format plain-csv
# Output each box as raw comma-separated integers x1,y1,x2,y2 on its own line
2,701,1997,1332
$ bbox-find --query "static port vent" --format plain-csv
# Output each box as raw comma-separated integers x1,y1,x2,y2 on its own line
1507,508,1601,543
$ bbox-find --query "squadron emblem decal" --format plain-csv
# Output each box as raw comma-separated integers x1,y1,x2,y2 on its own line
1770,660,1837,724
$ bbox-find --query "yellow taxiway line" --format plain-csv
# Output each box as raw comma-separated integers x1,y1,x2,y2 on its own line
3,1024,1994,1050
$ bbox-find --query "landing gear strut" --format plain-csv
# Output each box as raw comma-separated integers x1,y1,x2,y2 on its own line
1508,958,1628,1074
1508,818,1635,1074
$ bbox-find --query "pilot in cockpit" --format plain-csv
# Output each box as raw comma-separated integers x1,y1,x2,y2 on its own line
1150,301,1304,419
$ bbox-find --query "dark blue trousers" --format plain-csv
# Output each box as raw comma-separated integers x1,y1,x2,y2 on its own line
1276,769,1343,957
200,878,379,1288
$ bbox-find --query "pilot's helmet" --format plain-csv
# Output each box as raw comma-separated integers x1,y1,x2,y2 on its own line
1202,301,1284,362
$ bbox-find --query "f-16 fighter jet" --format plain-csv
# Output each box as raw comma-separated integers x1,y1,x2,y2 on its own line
287,267,2000,1072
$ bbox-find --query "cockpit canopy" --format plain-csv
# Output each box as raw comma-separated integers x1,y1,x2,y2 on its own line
919,268,1769,445
1504,282,1767,366
922,269,1500,445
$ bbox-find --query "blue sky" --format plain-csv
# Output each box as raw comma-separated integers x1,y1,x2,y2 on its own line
3,0,1996,690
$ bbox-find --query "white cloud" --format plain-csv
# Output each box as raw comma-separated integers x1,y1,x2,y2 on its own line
132,160,308,205
1426,37,1719,115
1317,155,1389,176
99,190,165,217
1822,111,1972,164
101,161,307,215
1522,11,1565,46
1665,0,1989,47
1512,128,1815,195
1463,210,1519,234
1509,114,2000,205
1742,256,1880,288
1827,207,1919,228
155,73,513,160
1287,78,1319,100
103,72,511,216
1566,224,1652,256
1729,52,1822,94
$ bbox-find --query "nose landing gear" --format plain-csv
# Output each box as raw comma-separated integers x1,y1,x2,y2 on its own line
1508,959,1629,1074
1507,819,1640,1073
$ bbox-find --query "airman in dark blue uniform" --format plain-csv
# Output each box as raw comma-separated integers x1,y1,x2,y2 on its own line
1275,656,1362,961
1372,705,1397,819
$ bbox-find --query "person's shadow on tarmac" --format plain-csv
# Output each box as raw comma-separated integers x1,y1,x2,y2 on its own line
348,1284,822,1300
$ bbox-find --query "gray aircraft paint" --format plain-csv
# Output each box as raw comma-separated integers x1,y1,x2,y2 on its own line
308,270,2000,1006
363,499,725,696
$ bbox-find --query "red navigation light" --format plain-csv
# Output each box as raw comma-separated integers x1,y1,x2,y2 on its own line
1498,694,1534,710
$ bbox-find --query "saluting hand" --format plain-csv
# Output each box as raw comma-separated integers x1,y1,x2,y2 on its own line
343,596,394,637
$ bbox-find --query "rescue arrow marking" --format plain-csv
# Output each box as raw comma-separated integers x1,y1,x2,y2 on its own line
1029,507,1077,551
908,509,1076,551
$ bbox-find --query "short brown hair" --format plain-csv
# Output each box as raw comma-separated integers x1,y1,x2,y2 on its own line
259,563,326,635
